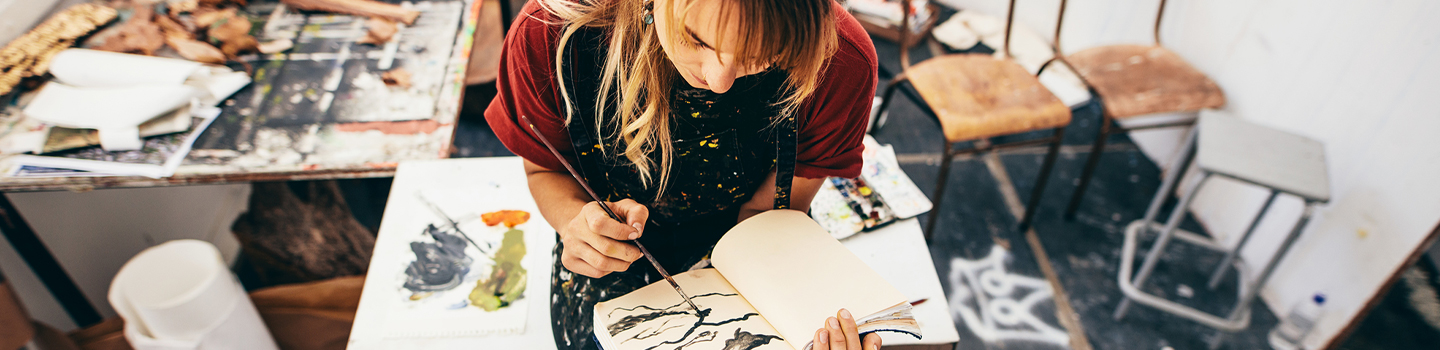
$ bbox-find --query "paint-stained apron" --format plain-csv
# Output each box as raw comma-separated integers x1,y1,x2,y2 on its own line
548,28,798,350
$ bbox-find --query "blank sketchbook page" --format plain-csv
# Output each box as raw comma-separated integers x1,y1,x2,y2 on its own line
710,210,908,350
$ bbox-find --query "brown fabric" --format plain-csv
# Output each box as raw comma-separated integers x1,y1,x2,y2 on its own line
1,281,36,350
32,322,80,350
68,318,129,350
249,276,364,350
1066,45,1226,118
906,54,1072,142
231,181,376,286
67,276,366,350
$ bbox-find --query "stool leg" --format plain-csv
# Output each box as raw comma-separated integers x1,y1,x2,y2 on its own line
925,141,956,241
1140,126,1199,231
1018,127,1067,233
1208,190,1280,290
1115,168,1209,321
1229,202,1318,321
1064,112,1113,220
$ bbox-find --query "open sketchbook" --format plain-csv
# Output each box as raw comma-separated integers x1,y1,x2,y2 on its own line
593,210,921,350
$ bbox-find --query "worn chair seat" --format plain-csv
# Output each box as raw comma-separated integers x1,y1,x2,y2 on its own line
1066,45,1225,118
906,54,1072,142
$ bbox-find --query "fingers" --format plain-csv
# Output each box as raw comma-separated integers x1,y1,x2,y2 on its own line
571,238,634,271
560,252,608,278
826,317,846,350
839,309,861,350
609,199,650,235
812,328,829,350
584,202,642,240
864,333,882,350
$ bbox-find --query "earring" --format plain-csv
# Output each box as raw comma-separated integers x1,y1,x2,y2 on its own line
642,2,654,24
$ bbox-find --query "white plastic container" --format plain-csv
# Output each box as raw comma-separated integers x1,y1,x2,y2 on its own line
1269,293,1325,350
108,240,278,350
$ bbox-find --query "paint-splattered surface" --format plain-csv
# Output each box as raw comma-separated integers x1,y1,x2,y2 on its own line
352,158,556,341
0,0,479,191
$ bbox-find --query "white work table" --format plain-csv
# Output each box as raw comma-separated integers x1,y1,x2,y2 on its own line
347,157,959,349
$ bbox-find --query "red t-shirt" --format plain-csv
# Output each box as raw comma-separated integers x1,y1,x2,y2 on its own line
484,1,877,179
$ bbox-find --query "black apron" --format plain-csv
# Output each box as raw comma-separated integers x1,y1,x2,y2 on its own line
547,28,799,350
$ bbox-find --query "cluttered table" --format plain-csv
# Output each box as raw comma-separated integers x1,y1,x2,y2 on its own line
0,0,483,192
0,0,488,328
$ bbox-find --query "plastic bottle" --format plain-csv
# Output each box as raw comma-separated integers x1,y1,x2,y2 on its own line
1269,293,1326,350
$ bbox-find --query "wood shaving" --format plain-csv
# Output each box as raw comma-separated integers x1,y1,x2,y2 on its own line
281,0,420,25
380,68,411,88
258,39,294,54
0,4,117,95
356,17,397,45
92,5,166,56
205,9,259,56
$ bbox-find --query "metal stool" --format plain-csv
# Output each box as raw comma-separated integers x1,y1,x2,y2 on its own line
1114,114,1331,336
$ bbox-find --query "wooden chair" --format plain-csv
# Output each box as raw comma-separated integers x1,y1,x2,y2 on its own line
1051,0,1227,219
874,0,1072,238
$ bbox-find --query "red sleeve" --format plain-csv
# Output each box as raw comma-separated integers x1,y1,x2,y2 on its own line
484,2,573,171
794,8,878,179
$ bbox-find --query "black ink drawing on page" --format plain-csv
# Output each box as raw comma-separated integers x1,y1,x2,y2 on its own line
605,293,785,350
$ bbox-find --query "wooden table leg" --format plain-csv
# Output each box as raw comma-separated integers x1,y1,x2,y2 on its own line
0,193,100,327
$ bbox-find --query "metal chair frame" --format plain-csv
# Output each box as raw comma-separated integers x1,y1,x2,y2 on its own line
873,0,1069,239
1045,0,1213,220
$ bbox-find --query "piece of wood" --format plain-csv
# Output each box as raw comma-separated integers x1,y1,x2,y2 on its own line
0,4,116,95
281,0,421,25
464,0,502,85
1066,45,1225,118
905,54,1072,143
230,181,376,287
356,17,397,45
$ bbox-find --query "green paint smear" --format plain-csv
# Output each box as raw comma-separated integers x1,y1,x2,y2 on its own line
469,229,527,311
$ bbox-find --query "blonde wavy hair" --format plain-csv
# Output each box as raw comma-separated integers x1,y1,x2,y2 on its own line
538,0,838,199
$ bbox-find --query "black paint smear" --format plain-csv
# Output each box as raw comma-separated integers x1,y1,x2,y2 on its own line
624,319,687,342
402,224,473,292
606,292,783,350
608,292,740,317
722,329,783,350
676,330,717,350
609,309,693,336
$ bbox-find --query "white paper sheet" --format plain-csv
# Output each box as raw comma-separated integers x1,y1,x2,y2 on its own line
26,49,251,151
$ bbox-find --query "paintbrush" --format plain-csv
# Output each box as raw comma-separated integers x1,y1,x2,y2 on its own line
518,115,703,314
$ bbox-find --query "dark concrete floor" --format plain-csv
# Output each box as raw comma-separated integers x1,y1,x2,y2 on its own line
325,19,1440,350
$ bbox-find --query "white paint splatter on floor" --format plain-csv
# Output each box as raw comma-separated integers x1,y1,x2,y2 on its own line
948,245,1071,346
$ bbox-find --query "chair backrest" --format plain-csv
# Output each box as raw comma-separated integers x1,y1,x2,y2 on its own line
898,0,1076,72
1054,0,1169,53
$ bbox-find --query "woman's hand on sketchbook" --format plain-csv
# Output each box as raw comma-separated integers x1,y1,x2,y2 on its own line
559,199,650,278
813,308,882,350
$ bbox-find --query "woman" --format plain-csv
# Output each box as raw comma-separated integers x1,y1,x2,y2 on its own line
485,0,878,348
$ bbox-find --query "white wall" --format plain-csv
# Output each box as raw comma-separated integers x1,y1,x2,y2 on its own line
940,0,1440,348
0,185,249,331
